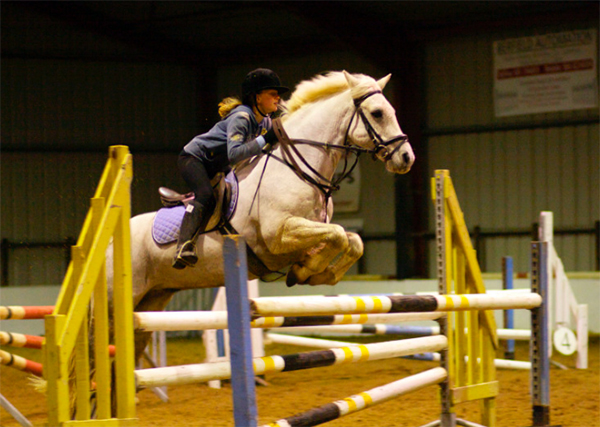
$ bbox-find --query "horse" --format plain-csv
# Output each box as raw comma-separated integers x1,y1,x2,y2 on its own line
108,70,415,359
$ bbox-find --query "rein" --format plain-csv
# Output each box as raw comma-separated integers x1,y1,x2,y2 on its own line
249,89,409,218
271,119,355,197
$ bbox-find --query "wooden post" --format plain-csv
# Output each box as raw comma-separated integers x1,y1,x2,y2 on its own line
111,147,136,421
92,197,111,419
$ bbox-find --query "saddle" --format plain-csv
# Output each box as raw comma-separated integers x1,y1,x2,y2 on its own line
152,171,238,245
152,170,282,281
152,171,286,281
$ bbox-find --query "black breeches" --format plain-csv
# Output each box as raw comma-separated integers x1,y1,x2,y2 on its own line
178,153,217,212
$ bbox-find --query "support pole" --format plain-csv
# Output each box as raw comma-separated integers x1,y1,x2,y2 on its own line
435,170,456,427
224,235,258,427
531,242,550,426
503,257,515,360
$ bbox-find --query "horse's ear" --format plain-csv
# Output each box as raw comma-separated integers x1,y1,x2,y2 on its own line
343,70,361,88
377,74,391,90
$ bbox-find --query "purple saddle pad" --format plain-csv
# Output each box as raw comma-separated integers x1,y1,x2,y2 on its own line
152,206,185,245
151,171,239,245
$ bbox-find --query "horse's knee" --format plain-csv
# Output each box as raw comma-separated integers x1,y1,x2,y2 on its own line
317,225,349,254
346,233,364,258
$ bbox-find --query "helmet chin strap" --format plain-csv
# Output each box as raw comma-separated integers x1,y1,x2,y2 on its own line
254,94,269,118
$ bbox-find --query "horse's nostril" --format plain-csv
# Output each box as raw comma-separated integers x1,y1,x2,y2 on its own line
402,152,411,164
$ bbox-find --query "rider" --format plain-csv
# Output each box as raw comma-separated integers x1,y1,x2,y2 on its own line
172,68,289,269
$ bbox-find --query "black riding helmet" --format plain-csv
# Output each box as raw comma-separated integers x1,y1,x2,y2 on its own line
242,68,289,99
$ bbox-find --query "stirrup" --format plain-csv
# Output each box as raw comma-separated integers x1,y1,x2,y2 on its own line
172,241,198,269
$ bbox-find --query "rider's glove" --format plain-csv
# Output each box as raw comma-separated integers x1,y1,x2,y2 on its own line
260,127,278,153
263,127,278,144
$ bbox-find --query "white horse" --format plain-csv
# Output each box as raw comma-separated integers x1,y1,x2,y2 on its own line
114,71,415,355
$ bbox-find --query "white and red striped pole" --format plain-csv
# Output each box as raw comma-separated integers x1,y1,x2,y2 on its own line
0,331,44,349
0,349,43,377
0,306,54,320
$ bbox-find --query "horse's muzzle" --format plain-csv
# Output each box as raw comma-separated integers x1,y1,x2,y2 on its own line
384,145,415,174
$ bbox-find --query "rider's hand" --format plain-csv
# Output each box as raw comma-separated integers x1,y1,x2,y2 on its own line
261,127,278,153
262,142,275,154
263,127,278,145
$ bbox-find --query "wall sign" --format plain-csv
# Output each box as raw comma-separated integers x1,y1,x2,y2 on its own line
494,29,598,117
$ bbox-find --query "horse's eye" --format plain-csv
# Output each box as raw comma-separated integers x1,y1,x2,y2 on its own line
371,109,383,119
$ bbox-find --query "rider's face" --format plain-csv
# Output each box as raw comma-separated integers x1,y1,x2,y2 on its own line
255,89,280,115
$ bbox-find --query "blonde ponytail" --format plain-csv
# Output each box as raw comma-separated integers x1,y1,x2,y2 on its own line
218,97,242,118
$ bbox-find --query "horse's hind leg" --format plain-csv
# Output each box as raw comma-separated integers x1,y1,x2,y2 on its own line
132,288,177,361
304,231,363,285
106,288,176,416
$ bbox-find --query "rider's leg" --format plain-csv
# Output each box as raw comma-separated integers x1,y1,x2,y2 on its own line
173,200,204,269
172,153,216,269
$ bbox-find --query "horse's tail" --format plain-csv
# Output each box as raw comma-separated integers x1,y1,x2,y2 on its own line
29,375,47,393
28,350,80,417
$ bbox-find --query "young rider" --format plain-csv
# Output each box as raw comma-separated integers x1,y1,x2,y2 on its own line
173,68,289,269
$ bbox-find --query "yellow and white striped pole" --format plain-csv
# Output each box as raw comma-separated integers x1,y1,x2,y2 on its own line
133,310,442,332
249,293,541,317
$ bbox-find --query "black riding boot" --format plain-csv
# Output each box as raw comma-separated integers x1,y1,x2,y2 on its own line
172,200,205,269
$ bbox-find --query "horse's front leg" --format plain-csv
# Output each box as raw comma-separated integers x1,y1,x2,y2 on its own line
304,231,363,286
268,216,355,286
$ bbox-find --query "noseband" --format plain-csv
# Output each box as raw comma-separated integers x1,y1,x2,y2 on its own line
347,90,409,161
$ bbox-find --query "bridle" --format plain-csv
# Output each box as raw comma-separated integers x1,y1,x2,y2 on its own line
248,89,409,217
349,90,409,162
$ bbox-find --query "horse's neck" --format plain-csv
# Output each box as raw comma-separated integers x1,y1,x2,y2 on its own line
283,96,351,180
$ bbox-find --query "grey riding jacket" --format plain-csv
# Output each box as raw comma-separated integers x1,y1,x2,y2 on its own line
183,105,271,169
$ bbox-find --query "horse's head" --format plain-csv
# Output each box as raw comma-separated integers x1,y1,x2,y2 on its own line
343,71,415,174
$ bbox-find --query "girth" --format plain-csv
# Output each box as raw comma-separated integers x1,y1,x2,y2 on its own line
218,219,285,281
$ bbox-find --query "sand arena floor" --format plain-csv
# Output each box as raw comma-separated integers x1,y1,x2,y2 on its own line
1,336,598,427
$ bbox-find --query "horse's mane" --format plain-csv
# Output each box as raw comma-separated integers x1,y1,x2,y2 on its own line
284,71,374,115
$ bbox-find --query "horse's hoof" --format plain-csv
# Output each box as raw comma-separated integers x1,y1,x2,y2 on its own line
285,271,298,287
